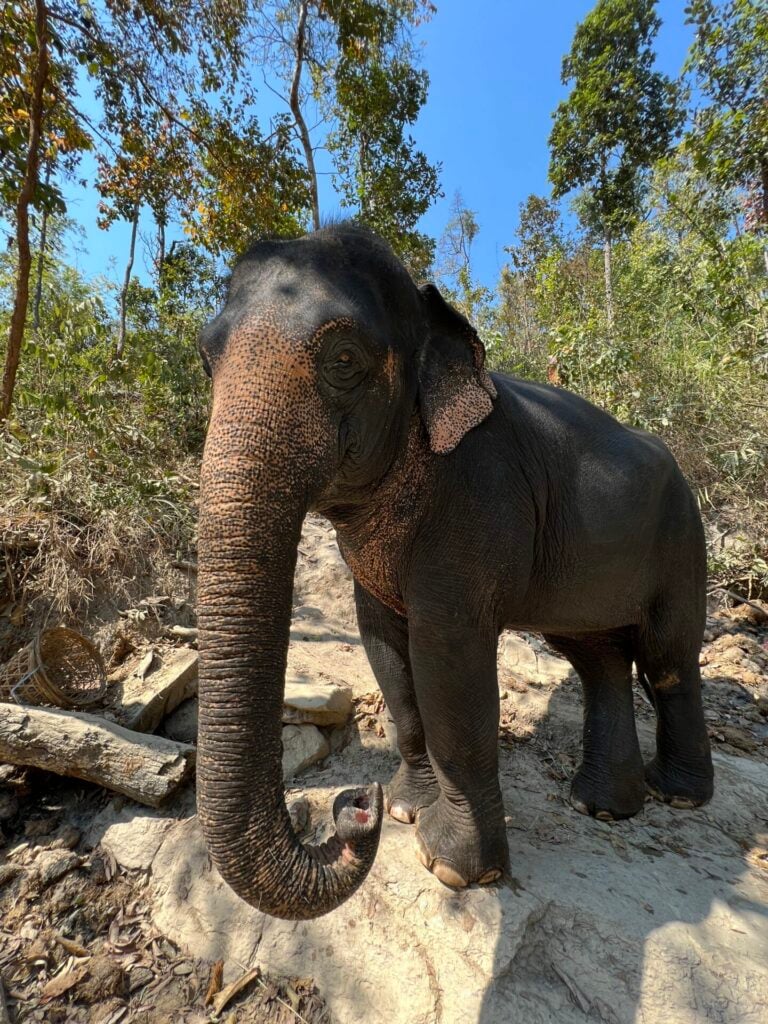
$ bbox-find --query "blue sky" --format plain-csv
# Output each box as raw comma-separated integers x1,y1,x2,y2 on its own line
60,0,694,291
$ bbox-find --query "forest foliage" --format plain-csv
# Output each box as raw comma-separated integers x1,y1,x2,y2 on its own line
1,0,767,614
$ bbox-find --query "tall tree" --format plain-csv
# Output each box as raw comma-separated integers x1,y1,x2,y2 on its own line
435,193,493,325
1,0,50,422
684,0,768,272
252,0,440,275
1,0,304,416
499,195,565,355
288,1,321,230
548,0,682,332
329,37,440,277
182,98,309,257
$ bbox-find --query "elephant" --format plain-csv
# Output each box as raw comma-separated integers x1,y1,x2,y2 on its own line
195,221,714,922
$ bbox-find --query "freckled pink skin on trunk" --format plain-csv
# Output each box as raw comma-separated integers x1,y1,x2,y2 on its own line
197,310,381,921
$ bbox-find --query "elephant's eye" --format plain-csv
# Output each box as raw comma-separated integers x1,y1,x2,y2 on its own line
323,346,367,390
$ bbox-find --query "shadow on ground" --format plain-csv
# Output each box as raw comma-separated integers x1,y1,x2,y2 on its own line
143,649,768,1024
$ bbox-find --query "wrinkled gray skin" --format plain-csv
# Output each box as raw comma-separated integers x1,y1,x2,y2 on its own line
196,222,713,921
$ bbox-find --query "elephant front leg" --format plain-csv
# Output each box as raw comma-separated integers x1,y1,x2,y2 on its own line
408,615,509,889
354,583,439,823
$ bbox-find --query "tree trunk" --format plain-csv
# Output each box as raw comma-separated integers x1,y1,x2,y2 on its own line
290,1,320,231
115,209,139,360
761,160,768,276
157,217,166,284
0,702,195,808
0,0,49,423
603,224,615,335
32,161,52,333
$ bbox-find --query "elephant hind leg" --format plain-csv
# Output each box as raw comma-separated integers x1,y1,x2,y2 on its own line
544,630,646,821
634,616,713,808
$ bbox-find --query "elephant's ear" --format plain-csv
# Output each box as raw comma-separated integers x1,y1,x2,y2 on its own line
417,283,497,454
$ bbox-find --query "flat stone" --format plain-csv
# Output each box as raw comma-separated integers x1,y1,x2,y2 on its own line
160,683,352,745
499,633,573,686
283,679,353,727
110,648,198,733
282,724,329,779
86,796,193,871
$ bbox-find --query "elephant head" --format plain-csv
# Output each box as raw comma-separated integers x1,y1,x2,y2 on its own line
196,222,496,920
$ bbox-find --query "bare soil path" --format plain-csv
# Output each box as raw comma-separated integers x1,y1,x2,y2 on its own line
1,515,767,1023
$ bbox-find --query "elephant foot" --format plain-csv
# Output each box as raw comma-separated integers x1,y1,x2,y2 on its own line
570,763,646,822
644,756,713,809
414,794,508,888
384,758,439,824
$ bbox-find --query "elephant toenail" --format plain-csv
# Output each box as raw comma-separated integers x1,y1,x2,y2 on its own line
477,869,501,885
670,797,696,810
595,810,614,822
431,861,468,888
570,797,590,816
389,801,414,824
414,839,432,871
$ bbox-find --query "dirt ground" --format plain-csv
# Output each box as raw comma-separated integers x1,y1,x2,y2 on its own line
1,514,768,1023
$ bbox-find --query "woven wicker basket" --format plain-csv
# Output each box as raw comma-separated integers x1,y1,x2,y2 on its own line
0,627,106,709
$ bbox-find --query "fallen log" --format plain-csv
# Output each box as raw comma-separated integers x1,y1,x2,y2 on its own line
0,702,195,807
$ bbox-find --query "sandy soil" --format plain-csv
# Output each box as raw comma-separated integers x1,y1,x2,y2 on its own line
1,513,767,1023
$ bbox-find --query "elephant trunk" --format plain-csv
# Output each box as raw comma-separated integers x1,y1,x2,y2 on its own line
196,393,382,920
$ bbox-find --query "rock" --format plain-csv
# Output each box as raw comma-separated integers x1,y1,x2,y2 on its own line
162,697,198,745
714,724,758,753
86,798,192,871
110,648,198,733
150,746,768,1024
33,850,80,888
0,863,23,887
282,679,353,727
127,966,154,993
0,790,18,822
499,633,574,686
287,795,310,834
162,682,353,745
282,724,329,779
52,825,81,850
78,955,125,1002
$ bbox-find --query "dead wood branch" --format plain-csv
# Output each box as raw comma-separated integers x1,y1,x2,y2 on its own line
0,702,195,807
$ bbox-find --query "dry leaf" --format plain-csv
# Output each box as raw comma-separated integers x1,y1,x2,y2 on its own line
53,933,90,958
204,959,224,1006
136,649,155,680
212,966,261,1015
41,965,88,1001
96,1007,127,1024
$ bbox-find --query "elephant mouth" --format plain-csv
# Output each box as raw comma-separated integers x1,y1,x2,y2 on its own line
301,786,383,869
